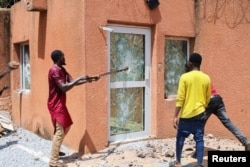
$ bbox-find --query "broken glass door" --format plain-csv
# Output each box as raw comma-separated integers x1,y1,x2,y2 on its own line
108,26,151,142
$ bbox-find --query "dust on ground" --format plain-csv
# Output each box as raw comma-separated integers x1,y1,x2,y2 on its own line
64,134,244,167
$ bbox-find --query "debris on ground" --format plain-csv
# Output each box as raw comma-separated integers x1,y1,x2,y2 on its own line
0,123,244,167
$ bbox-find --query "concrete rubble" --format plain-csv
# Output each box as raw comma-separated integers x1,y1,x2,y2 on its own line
0,111,244,167
65,134,244,167
0,110,15,136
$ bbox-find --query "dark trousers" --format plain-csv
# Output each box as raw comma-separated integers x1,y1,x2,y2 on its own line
176,117,205,166
204,94,248,145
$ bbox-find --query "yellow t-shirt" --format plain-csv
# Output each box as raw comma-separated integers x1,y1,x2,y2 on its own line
176,71,211,118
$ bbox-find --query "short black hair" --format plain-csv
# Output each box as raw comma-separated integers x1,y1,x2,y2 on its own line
185,63,189,72
51,50,63,63
189,53,202,65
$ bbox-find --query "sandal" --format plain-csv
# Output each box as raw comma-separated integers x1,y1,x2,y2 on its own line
59,151,66,156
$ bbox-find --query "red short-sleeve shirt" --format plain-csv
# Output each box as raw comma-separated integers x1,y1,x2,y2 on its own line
47,65,73,131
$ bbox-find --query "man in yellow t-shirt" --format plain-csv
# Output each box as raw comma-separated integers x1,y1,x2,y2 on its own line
173,53,211,167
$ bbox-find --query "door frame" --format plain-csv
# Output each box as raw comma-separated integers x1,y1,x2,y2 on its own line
107,25,151,142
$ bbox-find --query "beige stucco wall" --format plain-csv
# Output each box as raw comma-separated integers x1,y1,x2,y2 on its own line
10,0,250,154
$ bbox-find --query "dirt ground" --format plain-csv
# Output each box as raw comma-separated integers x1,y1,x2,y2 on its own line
64,134,244,167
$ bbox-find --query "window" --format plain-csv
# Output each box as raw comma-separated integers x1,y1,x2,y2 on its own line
164,38,189,99
20,44,30,90
107,26,151,141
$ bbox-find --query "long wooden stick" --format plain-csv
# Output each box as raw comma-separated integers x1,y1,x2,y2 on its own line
99,67,129,77
87,67,129,82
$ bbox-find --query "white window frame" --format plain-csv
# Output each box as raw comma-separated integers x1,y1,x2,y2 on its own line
20,44,30,91
107,25,151,143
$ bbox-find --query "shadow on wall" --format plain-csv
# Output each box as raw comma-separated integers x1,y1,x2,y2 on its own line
78,130,97,156
144,0,161,24
38,11,47,59
31,116,52,140
149,8,161,24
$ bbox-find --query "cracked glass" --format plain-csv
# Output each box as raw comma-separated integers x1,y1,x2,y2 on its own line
110,32,145,136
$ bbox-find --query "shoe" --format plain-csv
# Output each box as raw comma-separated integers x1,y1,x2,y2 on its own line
245,141,250,151
49,161,67,167
59,151,66,156
169,160,181,167
174,161,181,167
191,150,197,158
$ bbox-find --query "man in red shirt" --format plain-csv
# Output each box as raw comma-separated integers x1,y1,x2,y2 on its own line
185,64,250,158
191,84,250,158
203,85,250,150
48,50,99,167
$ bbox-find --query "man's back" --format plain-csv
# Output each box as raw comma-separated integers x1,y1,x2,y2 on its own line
176,68,211,118
47,65,68,113
173,52,211,167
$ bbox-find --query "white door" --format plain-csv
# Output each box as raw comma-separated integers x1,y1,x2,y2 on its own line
107,26,151,142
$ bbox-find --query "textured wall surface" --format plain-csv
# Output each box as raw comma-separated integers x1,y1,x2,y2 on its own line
9,0,195,153
0,9,11,111
8,0,250,154
193,0,250,141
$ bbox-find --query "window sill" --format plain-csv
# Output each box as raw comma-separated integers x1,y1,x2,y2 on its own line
15,89,30,94
165,95,177,101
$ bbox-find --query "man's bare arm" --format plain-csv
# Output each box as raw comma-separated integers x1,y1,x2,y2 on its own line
57,75,89,92
173,106,181,129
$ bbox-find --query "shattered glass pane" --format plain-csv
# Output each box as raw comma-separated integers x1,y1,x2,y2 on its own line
21,44,30,90
110,33,145,82
110,32,145,136
110,88,144,135
164,39,187,97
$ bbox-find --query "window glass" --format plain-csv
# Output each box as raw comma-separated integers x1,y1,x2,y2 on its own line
110,32,146,136
164,39,188,98
110,33,145,82
21,44,30,90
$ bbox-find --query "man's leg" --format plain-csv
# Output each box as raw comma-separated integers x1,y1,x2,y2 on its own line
176,120,191,166
176,133,185,164
58,126,71,157
203,97,218,123
215,107,249,146
193,120,205,166
191,98,215,158
49,122,66,167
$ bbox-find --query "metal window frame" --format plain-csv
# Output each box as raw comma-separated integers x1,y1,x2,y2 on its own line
20,44,30,90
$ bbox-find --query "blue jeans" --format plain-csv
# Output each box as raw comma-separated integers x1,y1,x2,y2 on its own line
204,95,248,145
176,118,205,166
